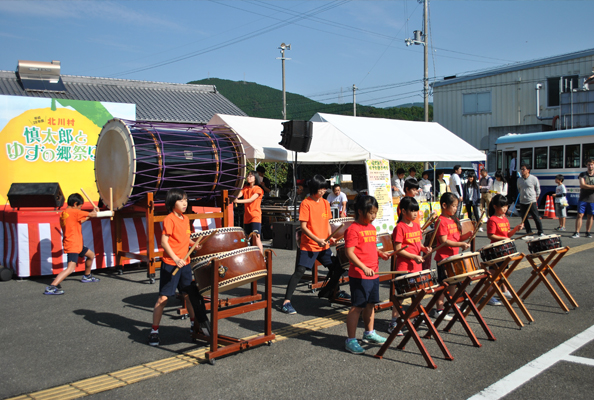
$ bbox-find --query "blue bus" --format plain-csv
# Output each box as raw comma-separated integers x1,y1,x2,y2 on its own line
496,127,594,209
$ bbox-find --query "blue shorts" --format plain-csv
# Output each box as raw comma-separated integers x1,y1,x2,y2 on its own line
297,248,333,270
578,201,594,215
159,261,193,297
67,246,89,264
349,277,380,308
244,222,261,236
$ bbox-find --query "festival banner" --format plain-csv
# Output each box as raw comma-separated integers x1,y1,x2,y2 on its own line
365,159,395,235
0,95,135,204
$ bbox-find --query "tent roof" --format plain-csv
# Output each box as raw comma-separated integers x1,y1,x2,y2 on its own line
208,114,370,163
310,113,486,162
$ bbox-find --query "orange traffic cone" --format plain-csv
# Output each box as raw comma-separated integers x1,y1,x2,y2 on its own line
543,195,557,219
548,195,558,219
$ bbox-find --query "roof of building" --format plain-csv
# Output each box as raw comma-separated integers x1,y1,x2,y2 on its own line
433,48,594,88
0,70,247,123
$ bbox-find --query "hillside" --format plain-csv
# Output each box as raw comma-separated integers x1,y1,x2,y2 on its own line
189,78,432,121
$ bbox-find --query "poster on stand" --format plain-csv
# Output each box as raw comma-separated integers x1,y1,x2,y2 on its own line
365,159,394,234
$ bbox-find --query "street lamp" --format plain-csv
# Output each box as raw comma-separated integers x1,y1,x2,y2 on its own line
277,43,291,119
405,0,429,122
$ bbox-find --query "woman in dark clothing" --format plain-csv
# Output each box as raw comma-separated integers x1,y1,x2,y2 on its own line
463,172,481,223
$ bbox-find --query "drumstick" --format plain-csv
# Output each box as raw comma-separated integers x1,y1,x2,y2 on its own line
514,233,533,240
326,223,344,242
109,187,113,221
421,241,447,261
464,210,486,244
375,271,409,275
427,219,441,249
521,202,533,225
171,229,218,276
421,214,438,231
80,187,99,212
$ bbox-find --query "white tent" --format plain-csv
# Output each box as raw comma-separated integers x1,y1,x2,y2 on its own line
208,114,370,163
310,113,486,162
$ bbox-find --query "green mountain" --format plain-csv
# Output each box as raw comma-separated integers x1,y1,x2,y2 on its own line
189,78,432,121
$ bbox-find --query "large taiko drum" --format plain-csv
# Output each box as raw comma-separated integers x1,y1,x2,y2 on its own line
437,252,483,283
393,270,438,297
190,246,266,295
190,227,247,257
335,243,349,269
296,217,355,247
527,234,562,254
95,119,246,210
479,239,518,263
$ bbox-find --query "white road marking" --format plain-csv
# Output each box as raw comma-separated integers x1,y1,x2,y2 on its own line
468,325,594,400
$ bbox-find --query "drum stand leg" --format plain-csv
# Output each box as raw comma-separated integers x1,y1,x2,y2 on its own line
516,248,577,312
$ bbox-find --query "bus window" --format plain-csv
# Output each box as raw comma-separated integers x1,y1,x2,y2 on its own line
565,144,580,168
583,143,594,166
520,148,533,168
534,147,547,169
550,146,563,169
497,150,502,170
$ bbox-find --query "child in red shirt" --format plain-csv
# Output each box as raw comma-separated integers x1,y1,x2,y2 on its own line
388,197,432,334
344,195,390,354
234,171,264,255
44,193,99,295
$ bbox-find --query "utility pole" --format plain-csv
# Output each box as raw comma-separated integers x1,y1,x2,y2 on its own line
353,84,357,116
277,43,291,119
405,0,429,122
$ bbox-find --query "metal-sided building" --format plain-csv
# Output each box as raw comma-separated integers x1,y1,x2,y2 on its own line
432,48,594,171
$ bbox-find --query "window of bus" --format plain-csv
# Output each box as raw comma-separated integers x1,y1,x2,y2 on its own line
534,147,547,169
565,144,580,168
497,150,502,170
520,148,533,169
549,146,563,169
583,143,594,167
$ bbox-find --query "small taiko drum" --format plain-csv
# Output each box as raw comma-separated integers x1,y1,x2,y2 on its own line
393,270,438,297
479,239,518,263
437,252,483,282
335,243,350,269
376,232,394,253
190,246,266,295
190,227,247,257
460,218,476,238
527,234,562,254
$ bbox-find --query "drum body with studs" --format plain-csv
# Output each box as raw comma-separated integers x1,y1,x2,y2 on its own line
393,270,438,297
479,239,518,263
437,252,483,282
190,227,247,257
296,217,355,247
527,234,562,254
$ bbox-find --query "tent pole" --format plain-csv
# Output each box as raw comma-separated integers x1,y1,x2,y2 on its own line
433,162,437,202
293,151,298,221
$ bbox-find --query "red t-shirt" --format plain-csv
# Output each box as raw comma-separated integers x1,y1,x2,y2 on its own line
434,215,461,263
392,221,423,272
345,222,379,280
299,196,331,252
161,212,191,265
487,215,511,243
60,208,89,253
242,184,264,224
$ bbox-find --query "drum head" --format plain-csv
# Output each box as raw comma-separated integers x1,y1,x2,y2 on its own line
95,119,136,210
480,239,514,251
482,252,520,265
394,270,429,281
437,252,480,266
528,234,560,242
443,269,485,284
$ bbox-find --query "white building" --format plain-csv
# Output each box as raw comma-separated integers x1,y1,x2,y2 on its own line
432,48,594,171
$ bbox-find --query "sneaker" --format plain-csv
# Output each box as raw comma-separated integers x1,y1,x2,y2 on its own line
336,290,351,300
502,291,513,300
198,321,211,337
413,316,427,326
44,285,64,295
387,321,404,336
521,235,534,241
281,302,297,315
537,232,545,237
571,232,580,239
586,233,592,239
479,227,484,232
148,332,160,346
81,274,100,283
430,309,453,321
362,330,387,344
558,227,566,231
345,339,365,354
487,297,503,306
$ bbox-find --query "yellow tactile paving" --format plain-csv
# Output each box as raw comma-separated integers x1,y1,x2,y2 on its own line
8,241,591,400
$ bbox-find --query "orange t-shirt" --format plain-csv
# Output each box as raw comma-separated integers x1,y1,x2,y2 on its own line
242,184,264,224
161,212,192,265
60,208,89,253
299,196,331,252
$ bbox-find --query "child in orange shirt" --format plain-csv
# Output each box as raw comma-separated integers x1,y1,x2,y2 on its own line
149,189,197,346
234,171,264,254
44,193,99,295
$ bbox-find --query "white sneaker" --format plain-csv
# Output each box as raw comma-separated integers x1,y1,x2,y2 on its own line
522,235,534,241
431,309,453,321
503,291,513,300
479,227,484,232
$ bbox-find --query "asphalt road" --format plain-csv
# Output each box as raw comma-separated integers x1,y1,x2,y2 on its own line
1,216,593,400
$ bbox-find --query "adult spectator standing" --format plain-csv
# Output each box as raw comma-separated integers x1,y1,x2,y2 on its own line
405,167,418,182
435,170,449,199
517,164,543,239
256,165,272,198
327,184,348,217
508,152,518,203
572,158,594,239
449,165,463,218
391,168,406,198
479,169,493,218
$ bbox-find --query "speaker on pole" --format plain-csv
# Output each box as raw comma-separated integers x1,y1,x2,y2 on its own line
7,182,65,208
279,120,313,153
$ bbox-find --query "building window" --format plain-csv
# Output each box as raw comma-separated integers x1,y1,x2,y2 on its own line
497,150,502,170
520,148,533,169
583,143,594,167
549,146,563,169
463,92,491,115
547,75,579,107
534,147,548,169
565,144,580,168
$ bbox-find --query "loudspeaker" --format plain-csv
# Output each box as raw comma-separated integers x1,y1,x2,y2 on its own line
7,183,65,208
271,221,301,250
279,120,313,153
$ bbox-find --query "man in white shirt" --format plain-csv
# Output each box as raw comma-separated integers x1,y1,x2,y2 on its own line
405,167,418,182
327,184,348,217
392,168,406,197
449,165,463,217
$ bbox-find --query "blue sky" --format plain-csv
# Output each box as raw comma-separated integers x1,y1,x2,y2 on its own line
1,1,591,109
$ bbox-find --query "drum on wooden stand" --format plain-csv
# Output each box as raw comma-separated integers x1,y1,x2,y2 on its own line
376,232,394,253
437,252,484,283
95,119,246,210
190,246,266,295
335,243,350,269
190,227,248,257
393,270,438,297
296,217,355,247
479,239,519,263
527,234,562,254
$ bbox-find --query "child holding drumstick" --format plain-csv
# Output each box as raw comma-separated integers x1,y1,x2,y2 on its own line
433,192,473,319
387,197,432,335
485,194,524,305
344,195,390,354
234,171,264,255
